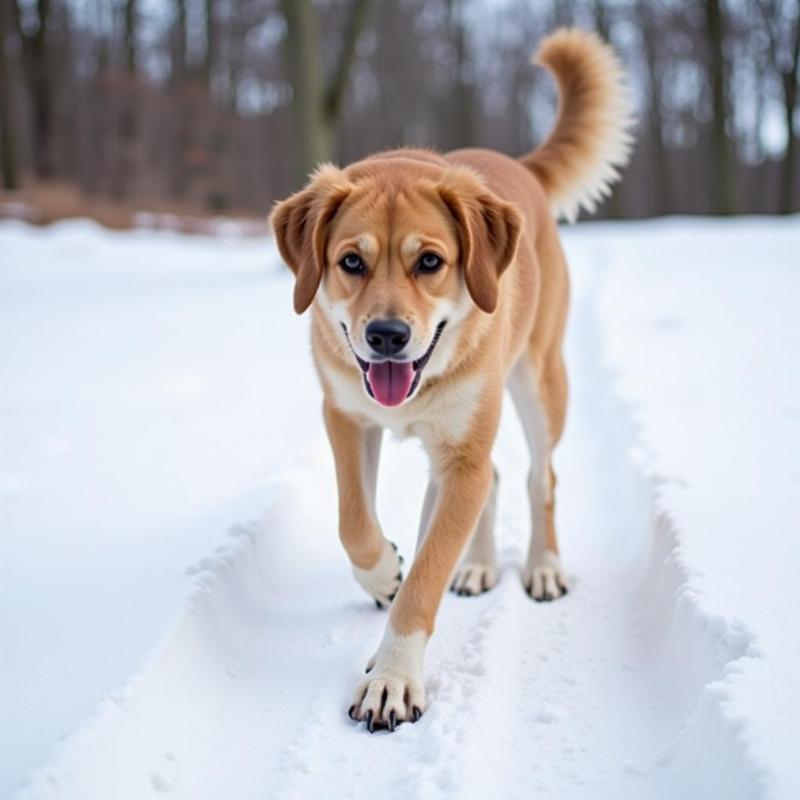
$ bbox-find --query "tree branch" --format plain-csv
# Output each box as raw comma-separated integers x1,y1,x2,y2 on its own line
323,0,371,122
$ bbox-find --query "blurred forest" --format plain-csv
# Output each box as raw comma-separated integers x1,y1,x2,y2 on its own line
0,0,798,221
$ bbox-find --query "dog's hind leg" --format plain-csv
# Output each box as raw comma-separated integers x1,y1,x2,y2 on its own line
323,402,402,608
449,466,499,596
508,353,568,601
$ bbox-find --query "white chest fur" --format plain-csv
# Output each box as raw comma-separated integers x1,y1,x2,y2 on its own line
320,358,485,446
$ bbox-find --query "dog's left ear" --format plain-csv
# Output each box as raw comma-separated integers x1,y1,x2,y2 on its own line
437,168,523,313
270,164,353,314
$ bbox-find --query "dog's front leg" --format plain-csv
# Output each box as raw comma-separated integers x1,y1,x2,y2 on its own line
323,401,402,608
349,452,494,730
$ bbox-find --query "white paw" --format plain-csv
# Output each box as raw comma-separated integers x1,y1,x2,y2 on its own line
348,629,427,732
523,550,568,602
352,539,403,609
450,563,497,596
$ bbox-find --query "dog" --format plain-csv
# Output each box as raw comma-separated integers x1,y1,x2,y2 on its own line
270,28,633,732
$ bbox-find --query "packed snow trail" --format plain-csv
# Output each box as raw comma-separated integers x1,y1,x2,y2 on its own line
10,224,777,799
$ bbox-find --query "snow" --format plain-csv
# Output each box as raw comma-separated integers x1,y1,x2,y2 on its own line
1,216,798,799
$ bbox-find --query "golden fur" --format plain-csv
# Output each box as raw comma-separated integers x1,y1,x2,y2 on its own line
270,28,634,731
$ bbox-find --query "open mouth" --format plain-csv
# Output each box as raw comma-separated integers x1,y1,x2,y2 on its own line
342,322,447,407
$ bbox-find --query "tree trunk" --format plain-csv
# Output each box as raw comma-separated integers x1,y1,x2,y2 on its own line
282,0,325,188
593,0,625,217
31,0,52,178
124,0,137,73
283,0,370,188
204,0,215,89
640,1,670,215
323,0,370,133
779,17,799,214
704,0,735,214
0,0,19,189
14,0,54,179
442,0,474,151
173,0,187,82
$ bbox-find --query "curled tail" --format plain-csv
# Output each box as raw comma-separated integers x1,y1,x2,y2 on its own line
521,28,635,222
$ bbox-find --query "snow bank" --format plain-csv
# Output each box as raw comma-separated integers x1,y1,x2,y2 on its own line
591,217,800,800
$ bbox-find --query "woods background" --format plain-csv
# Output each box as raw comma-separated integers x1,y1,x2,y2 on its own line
1,0,798,222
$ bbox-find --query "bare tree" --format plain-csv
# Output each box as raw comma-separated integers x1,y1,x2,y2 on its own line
13,0,54,178
442,0,475,150
639,0,671,214
173,0,187,83
782,11,800,213
123,0,136,73
3,0,797,217
1,0,19,188
756,0,800,214
282,0,372,188
593,0,625,217
203,0,215,88
704,0,735,214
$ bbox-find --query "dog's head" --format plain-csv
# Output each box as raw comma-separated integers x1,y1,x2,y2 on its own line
270,159,522,407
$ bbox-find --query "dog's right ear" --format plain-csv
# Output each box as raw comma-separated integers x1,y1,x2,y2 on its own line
270,165,353,314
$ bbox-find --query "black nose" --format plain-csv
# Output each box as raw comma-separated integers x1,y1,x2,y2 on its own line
365,319,411,357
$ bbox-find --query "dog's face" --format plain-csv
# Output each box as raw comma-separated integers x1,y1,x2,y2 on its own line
271,161,522,407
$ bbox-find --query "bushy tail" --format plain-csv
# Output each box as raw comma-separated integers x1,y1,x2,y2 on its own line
521,28,635,222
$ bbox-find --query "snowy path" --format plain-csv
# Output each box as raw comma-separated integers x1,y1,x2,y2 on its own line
10,224,777,799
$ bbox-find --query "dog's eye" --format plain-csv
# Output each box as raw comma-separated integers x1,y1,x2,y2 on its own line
339,253,365,275
417,252,443,274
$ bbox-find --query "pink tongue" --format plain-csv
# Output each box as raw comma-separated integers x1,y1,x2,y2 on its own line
367,361,415,407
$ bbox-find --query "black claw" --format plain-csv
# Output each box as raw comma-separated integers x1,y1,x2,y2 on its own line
366,709,375,733
395,572,403,581
398,555,404,565
543,592,554,602
388,591,397,602
388,709,397,732
390,541,398,552
412,706,422,722
365,664,373,674
375,599,383,610
348,704,357,720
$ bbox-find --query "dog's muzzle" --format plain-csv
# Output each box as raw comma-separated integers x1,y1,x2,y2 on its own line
342,321,447,407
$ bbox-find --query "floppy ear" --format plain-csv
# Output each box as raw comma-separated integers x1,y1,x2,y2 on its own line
437,168,523,313
269,165,353,314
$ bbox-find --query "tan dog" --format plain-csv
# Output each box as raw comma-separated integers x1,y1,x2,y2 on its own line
270,28,633,732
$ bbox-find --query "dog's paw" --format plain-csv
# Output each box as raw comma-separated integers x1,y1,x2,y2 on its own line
352,539,403,609
450,563,496,596
348,630,426,733
523,550,568,602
